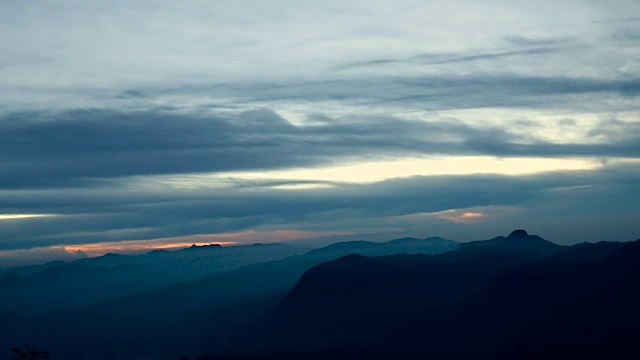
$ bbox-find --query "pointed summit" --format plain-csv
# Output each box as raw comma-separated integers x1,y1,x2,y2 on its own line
455,229,559,260
507,229,529,239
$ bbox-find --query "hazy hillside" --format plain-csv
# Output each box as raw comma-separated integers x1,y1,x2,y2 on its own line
304,236,458,258
3,231,638,359
231,231,638,359
0,234,459,360
0,243,308,315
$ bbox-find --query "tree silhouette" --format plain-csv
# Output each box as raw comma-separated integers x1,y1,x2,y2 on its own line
11,345,49,360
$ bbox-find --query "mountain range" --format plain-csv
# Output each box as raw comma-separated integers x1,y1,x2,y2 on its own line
1,230,638,360
0,242,308,315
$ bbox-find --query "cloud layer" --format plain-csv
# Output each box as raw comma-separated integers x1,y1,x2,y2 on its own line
2,108,638,189
0,1,638,265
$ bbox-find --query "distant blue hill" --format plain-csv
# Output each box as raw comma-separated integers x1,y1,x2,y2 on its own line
0,242,309,315
305,236,458,258
0,235,457,316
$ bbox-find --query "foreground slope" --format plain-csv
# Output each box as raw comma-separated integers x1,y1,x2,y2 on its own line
228,231,638,359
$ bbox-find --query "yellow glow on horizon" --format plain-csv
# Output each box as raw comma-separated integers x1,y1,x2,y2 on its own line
62,229,355,257
135,156,622,191
64,241,239,257
0,214,55,220
142,156,602,190
267,183,336,190
217,156,599,184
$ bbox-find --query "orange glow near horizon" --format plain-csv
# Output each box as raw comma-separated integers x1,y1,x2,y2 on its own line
460,212,484,220
438,210,486,223
201,156,599,185
62,229,356,258
63,241,239,257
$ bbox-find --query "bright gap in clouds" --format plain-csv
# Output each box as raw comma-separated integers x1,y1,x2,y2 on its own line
0,214,56,220
238,157,599,182
151,156,600,189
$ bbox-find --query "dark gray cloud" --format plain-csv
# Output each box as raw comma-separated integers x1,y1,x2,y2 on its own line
164,74,640,114
587,118,640,138
118,89,148,99
463,136,640,158
558,118,578,127
613,28,640,42
0,109,300,188
0,108,482,188
592,17,640,24
360,76,640,107
502,36,578,47
2,107,638,190
335,46,567,70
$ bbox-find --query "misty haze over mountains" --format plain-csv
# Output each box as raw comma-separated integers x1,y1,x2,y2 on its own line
1,230,639,360
2,2,638,359
0,243,309,316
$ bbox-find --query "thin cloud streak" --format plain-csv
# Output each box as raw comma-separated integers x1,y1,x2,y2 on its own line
0,214,56,220
334,46,568,70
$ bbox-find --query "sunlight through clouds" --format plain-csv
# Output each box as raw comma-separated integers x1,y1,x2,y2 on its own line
141,156,600,189
0,214,56,220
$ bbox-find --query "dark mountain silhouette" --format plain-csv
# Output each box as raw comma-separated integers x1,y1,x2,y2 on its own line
452,229,562,261
227,232,639,359
304,236,458,258
0,234,458,360
3,231,637,360
544,240,626,263
6,243,303,277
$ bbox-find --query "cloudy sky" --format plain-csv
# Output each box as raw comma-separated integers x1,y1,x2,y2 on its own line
1,0,639,266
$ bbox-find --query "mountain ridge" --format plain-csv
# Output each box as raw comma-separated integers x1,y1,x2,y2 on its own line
3,230,638,360
246,232,639,359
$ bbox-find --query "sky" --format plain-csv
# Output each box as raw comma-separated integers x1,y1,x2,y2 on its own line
1,0,639,267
